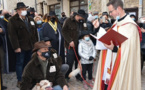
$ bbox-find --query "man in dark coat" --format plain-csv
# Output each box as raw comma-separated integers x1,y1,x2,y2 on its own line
29,7,35,18
0,54,1,90
62,9,88,81
8,2,38,87
20,41,68,90
0,24,7,73
0,24,7,90
59,12,67,27
0,10,9,73
0,9,16,73
40,11,65,64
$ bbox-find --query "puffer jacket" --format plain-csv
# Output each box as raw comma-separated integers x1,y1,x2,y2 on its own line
78,39,96,64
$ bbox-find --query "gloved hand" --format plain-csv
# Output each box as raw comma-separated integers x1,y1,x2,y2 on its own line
89,56,94,61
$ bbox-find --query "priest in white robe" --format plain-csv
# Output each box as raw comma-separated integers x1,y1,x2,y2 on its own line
93,0,142,90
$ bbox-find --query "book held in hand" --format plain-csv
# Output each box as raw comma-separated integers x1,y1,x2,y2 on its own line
98,30,128,46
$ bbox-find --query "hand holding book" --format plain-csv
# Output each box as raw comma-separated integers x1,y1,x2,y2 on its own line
98,30,128,46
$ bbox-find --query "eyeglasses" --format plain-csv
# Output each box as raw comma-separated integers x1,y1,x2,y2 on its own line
109,9,115,14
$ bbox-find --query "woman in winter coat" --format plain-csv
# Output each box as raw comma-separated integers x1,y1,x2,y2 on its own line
34,16,43,41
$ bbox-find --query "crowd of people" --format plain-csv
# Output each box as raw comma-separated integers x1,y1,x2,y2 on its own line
0,0,145,90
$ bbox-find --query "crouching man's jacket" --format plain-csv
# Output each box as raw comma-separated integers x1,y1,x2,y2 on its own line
20,53,67,90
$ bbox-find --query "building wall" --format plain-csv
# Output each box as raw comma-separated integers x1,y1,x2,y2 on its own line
46,0,60,13
4,0,17,12
88,0,109,14
88,0,139,13
63,0,70,17
46,0,59,6
124,0,139,8
36,0,43,14
37,0,70,17
0,0,3,10
36,0,145,17
37,0,61,15
101,0,109,12
36,3,42,15
20,0,35,9
88,0,145,18
143,0,145,16
3,0,35,12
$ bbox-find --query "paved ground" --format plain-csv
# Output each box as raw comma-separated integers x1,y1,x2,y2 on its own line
2,62,145,90
142,66,145,90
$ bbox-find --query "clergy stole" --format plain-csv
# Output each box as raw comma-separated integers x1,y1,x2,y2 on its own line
48,21,61,55
100,24,122,88
48,21,57,34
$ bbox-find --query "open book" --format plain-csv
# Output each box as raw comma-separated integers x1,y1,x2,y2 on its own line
90,26,128,50
98,30,128,46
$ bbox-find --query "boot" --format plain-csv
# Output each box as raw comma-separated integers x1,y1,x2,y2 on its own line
83,81,89,90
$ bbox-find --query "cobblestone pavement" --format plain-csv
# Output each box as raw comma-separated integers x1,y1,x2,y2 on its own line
2,63,145,90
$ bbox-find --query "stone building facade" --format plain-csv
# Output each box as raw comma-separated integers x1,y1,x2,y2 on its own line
88,0,109,13
124,0,139,8
143,0,145,16
1,0,36,13
36,0,144,18
1,0,143,18
89,0,144,18
37,0,69,17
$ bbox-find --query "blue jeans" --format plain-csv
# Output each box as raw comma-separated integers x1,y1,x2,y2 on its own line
16,50,32,81
53,85,63,90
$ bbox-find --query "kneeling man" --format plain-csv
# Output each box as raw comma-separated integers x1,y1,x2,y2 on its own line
20,41,68,90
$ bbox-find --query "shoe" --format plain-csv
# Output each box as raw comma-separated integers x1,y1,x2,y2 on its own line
88,80,93,88
76,77,83,82
17,81,21,88
2,86,7,90
83,81,89,90
76,74,83,82
92,77,95,81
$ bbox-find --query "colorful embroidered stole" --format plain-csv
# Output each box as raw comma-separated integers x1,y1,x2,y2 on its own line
48,21,57,33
